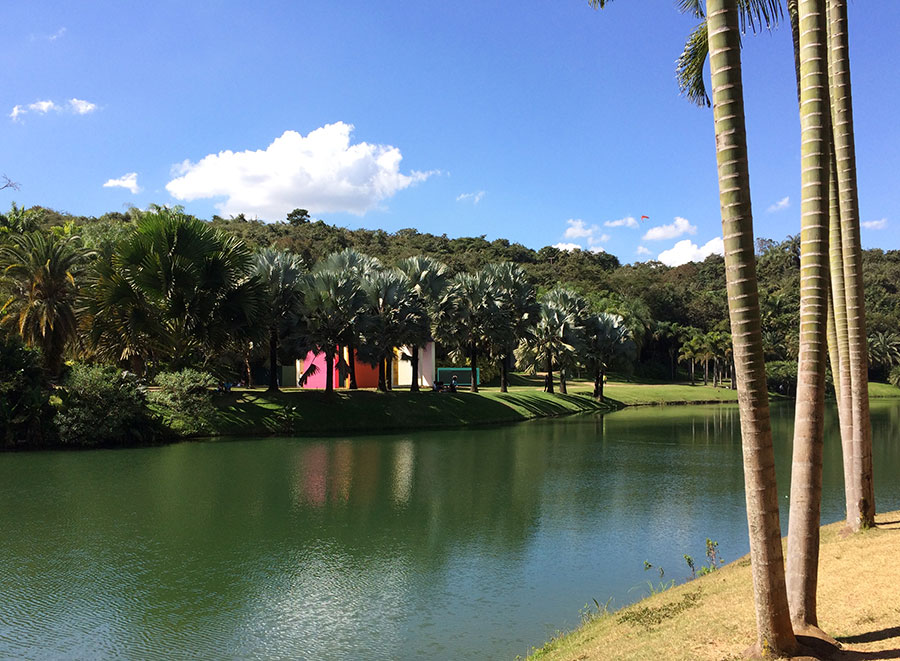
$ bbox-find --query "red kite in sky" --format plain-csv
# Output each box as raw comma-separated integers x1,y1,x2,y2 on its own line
641,215,650,221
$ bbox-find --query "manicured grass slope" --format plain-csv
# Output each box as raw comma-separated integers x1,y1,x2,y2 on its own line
211,388,614,436
530,512,900,661
208,379,900,438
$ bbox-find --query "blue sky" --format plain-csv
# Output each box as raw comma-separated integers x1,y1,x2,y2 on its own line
2,0,897,265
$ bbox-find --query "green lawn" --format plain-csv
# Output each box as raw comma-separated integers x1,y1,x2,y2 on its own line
204,377,900,438
209,387,614,437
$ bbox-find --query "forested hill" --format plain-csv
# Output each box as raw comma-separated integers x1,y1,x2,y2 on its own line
6,204,900,365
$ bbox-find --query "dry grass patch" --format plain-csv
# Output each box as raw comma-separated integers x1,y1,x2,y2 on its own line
530,512,900,661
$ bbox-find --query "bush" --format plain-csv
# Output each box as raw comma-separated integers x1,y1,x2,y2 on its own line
766,360,797,397
890,365,900,389
0,333,52,447
148,369,217,436
56,364,160,446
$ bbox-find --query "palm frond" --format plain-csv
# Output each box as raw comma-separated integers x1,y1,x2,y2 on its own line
677,0,705,19
677,21,711,108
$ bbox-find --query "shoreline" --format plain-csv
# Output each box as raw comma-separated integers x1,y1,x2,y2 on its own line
527,511,900,660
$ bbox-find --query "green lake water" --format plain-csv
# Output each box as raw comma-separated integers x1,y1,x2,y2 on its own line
1,400,898,659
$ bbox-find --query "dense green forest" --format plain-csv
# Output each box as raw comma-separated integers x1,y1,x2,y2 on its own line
6,202,900,370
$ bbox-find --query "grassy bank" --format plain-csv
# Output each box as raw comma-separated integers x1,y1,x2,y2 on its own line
204,379,900,438
529,511,900,661
209,388,615,437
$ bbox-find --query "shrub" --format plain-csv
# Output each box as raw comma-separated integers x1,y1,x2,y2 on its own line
56,364,159,446
766,360,797,397
149,369,217,436
0,333,52,447
890,365,900,389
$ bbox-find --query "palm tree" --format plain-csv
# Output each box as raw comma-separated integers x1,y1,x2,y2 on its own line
396,255,449,391
515,292,581,395
828,0,875,531
785,0,831,636
359,270,426,392
678,331,703,385
317,249,382,389
432,270,496,393
868,331,900,376
542,288,587,394
583,313,634,401
300,269,357,393
676,0,872,534
81,206,260,374
481,263,538,393
704,0,799,654
653,321,684,382
255,249,305,392
0,231,88,377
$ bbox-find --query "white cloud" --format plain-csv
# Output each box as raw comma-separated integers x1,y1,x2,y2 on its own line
767,196,790,213
553,242,582,252
636,245,651,256
68,98,97,115
166,122,434,218
589,246,606,254
657,237,724,266
642,216,697,241
456,191,485,204
564,218,595,239
103,172,141,194
604,216,639,229
9,97,97,121
861,218,887,230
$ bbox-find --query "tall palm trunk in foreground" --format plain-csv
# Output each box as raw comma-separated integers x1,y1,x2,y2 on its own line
786,0,830,634
827,132,855,524
706,0,798,655
828,0,875,531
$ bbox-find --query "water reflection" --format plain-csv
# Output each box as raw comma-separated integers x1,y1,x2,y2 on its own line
0,400,898,659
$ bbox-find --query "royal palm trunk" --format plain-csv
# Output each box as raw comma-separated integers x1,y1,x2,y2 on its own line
706,0,798,654
828,0,875,530
786,0,830,631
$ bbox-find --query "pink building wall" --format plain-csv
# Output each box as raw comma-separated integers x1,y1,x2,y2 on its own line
299,349,341,389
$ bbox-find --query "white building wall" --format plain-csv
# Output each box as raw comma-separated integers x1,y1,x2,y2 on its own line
393,343,436,388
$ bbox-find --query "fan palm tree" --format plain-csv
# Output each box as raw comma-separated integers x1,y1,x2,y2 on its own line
300,269,358,393
542,288,587,394
81,206,260,374
432,270,497,393
481,262,538,393
0,231,88,377
583,313,634,401
317,249,382,389
359,269,426,392
396,255,449,391
255,249,305,392
516,291,581,395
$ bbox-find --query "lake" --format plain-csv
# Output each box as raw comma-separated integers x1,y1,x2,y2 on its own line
1,400,898,659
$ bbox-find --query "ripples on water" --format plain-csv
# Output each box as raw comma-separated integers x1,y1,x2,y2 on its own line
0,400,898,659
